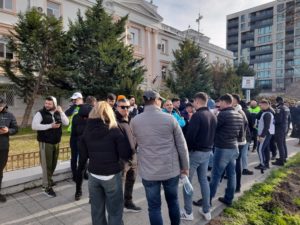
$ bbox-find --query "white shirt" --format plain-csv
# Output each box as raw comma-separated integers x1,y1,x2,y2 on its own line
31,110,69,131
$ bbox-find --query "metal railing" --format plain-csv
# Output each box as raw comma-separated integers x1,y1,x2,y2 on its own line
4,147,71,172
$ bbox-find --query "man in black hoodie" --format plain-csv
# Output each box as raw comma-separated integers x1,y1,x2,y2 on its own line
0,97,18,203
116,97,141,212
273,96,290,166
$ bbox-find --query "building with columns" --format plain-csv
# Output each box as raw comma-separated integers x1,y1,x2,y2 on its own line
0,0,233,122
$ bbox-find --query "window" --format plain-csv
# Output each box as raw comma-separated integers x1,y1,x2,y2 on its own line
277,23,284,31
276,60,284,68
256,62,271,69
295,48,300,56
47,1,61,18
257,70,271,78
276,42,283,50
276,32,284,41
258,80,272,89
241,23,246,31
257,35,272,44
295,58,300,66
276,51,284,59
276,69,284,77
128,27,140,46
295,38,300,46
161,65,167,80
0,0,13,10
276,79,284,89
0,85,14,106
257,26,272,35
241,15,245,23
161,39,168,54
0,38,13,59
277,14,285,23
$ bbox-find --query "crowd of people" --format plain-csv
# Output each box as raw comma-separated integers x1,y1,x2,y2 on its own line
0,90,300,225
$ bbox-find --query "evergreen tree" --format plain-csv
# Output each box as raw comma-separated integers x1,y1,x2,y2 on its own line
167,39,212,99
62,0,145,99
1,9,66,127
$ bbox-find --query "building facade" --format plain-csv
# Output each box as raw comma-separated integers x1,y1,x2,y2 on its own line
0,0,233,122
227,0,300,93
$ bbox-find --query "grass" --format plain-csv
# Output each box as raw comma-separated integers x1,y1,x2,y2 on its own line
10,126,70,155
210,153,300,225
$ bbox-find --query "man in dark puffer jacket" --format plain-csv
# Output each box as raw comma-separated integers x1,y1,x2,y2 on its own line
210,94,243,206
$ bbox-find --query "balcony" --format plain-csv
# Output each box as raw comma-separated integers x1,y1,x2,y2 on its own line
227,28,239,36
285,53,294,60
241,32,254,41
227,19,239,29
250,10,273,22
227,44,238,51
285,34,294,42
250,20,273,29
250,48,273,56
250,56,273,64
227,36,239,44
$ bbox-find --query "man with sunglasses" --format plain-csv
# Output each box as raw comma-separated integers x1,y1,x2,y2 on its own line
0,97,18,203
115,97,142,213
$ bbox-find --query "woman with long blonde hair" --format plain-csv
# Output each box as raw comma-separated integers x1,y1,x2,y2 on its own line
79,101,131,225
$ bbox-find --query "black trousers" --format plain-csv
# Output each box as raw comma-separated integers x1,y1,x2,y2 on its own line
269,135,277,158
0,149,9,190
251,129,258,150
275,130,288,163
235,145,243,191
76,140,88,192
70,136,79,180
122,154,137,205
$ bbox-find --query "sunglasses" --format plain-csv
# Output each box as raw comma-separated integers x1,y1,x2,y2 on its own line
119,106,130,110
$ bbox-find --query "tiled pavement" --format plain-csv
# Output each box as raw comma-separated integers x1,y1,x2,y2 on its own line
0,138,299,225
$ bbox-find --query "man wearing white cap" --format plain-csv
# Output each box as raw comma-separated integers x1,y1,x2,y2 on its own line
32,96,69,197
65,92,84,182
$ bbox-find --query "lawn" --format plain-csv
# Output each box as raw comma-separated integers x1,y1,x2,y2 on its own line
9,127,70,155
208,153,300,225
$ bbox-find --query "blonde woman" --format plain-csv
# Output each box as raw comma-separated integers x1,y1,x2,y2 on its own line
79,101,131,225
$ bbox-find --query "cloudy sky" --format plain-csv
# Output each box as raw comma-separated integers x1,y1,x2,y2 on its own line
154,0,273,48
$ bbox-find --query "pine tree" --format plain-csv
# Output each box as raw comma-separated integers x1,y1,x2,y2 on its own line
63,0,145,99
1,9,66,127
167,39,212,99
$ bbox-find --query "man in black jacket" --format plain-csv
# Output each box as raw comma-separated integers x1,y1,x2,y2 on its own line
0,97,18,203
273,96,290,166
210,94,243,206
116,98,142,213
181,92,217,221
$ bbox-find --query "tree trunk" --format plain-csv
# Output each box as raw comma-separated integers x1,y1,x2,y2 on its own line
20,96,36,128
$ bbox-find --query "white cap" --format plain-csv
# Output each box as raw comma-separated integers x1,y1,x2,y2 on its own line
49,96,57,108
70,92,83,100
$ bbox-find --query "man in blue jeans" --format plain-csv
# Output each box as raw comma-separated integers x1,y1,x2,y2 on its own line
131,90,189,225
181,92,217,221
210,94,243,206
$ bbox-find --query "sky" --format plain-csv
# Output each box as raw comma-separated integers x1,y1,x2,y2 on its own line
154,0,274,48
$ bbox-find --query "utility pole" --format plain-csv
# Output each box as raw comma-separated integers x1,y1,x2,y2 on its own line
196,13,203,33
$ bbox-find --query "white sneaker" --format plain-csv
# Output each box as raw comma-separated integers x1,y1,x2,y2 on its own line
180,208,194,221
199,209,211,221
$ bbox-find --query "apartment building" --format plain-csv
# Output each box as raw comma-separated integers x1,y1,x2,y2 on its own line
227,0,300,93
0,0,233,122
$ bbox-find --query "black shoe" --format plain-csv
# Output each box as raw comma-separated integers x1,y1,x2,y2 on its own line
0,194,7,203
242,169,254,175
235,188,241,193
193,198,203,207
223,175,228,179
272,161,284,166
218,197,232,206
208,166,212,171
75,190,82,201
44,188,56,197
271,156,276,160
124,202,142,213
254,164,265,170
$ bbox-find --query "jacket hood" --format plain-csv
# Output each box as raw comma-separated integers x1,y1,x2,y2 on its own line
78,104,93,117
86,118,110,138
234,104,242,112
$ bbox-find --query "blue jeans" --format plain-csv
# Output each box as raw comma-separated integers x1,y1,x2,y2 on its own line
258,134,272,166
183,151,211,214
241,143,250,170
210,147,239,204
88,173,124,225
142,176,180,225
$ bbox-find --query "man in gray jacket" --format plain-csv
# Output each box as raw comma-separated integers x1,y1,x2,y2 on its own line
131,90,189,225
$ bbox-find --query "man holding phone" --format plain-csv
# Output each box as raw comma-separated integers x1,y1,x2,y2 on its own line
0,97,18,203
32,96,69,197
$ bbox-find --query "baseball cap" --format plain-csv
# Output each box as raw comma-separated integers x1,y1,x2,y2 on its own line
143,90,165,101
70,92,83,100
0,97,6,107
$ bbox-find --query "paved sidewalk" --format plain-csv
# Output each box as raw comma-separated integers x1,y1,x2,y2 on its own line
0,138,299,225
